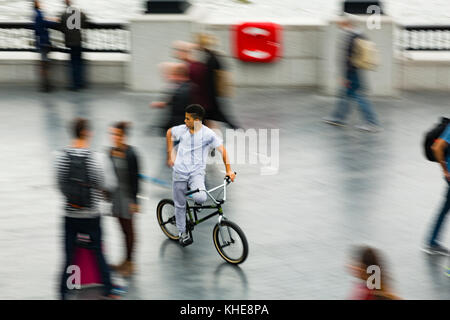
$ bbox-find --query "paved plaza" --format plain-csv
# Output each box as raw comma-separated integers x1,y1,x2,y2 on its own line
0,85,449,299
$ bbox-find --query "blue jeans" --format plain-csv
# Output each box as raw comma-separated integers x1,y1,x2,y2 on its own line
333,71,378,126
429,180,450,246
60,216,112,299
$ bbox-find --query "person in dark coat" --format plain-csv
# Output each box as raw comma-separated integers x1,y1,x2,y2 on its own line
196,33,240,130
59,0,89,91
108,122,140,277
152,63,197,132
33,0,59,92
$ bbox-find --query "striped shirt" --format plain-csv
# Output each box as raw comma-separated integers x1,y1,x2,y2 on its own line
55,147,117,219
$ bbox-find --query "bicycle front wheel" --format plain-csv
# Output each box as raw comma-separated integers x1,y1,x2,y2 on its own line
213,220,248,265
156,199,179,241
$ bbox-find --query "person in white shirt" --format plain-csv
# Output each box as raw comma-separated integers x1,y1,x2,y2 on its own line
166,104,236,246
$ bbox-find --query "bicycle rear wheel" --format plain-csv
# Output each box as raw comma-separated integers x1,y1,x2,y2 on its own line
156,199,179,240
213,220,248,265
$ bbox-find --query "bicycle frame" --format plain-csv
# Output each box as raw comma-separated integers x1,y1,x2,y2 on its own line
185,178,231,227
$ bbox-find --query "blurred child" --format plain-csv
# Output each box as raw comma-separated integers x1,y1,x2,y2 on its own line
347,246,400,300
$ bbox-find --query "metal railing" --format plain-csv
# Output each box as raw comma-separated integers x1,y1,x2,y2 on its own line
399,25,450,51
0,22,129,53
2,22,447,53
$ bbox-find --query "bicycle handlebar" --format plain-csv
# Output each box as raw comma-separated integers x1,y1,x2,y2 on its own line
225,172,237,185
184,172,237,197
185,188,200,196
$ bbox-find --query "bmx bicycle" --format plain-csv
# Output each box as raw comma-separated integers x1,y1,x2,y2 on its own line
156,174,248,265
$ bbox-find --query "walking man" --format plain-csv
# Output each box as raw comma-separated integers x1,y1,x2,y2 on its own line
33,0,59,92
55,118,118,299
60,0,89,91
323,17,380,132
424,124,450,255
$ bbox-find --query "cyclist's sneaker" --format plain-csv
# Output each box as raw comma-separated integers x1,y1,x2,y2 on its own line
194,202,202,212
422,244,450,256
179,232,193,247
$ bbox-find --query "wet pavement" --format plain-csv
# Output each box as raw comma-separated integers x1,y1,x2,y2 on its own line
0,85,449,299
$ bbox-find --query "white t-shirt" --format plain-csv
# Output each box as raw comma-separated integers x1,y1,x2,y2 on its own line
171,124,222,179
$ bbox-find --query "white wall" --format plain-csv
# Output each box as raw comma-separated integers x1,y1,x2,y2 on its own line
3,8,449,93
0,52,128,87
128,6,399,96
201,19,327,88
395,52,450,91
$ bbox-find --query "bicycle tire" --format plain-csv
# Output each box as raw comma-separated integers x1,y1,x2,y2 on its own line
156,199,179,240
213,220,248,265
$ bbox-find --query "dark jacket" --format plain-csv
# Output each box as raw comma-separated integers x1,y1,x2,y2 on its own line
109,146,140,204
59,6,88,48
204,48,223,110
165,80,195,130
34,8,59,49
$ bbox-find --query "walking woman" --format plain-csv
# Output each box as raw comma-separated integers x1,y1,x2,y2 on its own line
109,122,140,277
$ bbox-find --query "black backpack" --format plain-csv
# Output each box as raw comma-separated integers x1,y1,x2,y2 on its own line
424,117,449,162
65,150,92,209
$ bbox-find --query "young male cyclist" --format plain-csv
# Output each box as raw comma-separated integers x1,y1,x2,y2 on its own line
166,104,236,246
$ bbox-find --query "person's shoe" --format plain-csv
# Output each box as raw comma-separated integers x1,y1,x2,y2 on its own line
100,293,121,300
322,117,347,127
110,261,127,272
179,232,193,247
355,124,382,133
119,260,135,277
446,268,450,277
40,84,52,93
422,244,450,256
67,86,79,92
111,284,128,295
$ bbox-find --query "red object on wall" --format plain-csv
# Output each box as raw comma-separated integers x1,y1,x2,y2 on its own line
232,22,282,63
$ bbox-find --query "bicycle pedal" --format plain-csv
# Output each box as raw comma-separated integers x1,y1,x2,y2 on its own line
179,238,193,247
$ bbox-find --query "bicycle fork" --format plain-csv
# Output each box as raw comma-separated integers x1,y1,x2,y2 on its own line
217,209,234,248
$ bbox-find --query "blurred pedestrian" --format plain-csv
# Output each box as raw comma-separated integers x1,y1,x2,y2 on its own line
151,63,197,132
108,122,141,277
347,246,400,300
158,41,207,111
55,118,118,300
323,16,380,132
59,0,89,91
423,123,450,255
196,33,240,130
33,0,59,92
